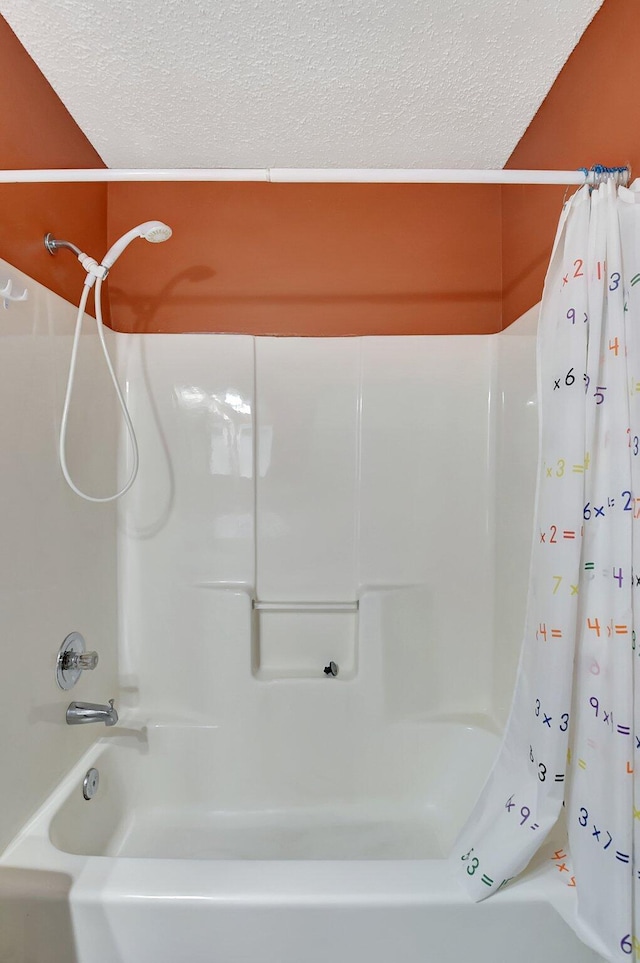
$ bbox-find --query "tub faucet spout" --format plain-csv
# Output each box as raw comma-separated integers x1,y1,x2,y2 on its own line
66,699,118,727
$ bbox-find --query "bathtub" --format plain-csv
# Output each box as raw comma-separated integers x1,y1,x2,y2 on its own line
1,719,603,963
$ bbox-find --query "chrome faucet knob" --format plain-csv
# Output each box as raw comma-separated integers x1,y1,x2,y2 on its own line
56,632,100,690
72,651,99,671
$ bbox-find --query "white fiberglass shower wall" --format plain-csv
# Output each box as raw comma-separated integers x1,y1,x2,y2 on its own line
3,305,606,963
0,255,118,851
110,313,538,857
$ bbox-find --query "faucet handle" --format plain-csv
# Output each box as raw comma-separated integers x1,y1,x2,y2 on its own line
62,649,99,672
74,651,99,671
56,632,99,690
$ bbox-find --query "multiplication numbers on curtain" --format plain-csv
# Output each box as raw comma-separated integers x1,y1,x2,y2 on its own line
527,743,561,784
504,794,541,831
536,622,565,641
561,259,620,289
550,575,579,597
566,308,588,324
585,616,629,637
576,805,630,866
583,492,640,519
534,698,570,736
588,695,632,739
460,847,513,891
619,934,640,957
552,370,606,403
539,524,583,544
542,453,590,478
550,850,575,887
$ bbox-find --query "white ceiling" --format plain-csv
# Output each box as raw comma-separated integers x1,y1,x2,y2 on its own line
1,0,603,170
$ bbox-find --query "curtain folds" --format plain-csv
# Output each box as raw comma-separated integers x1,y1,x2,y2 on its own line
451,178,640,962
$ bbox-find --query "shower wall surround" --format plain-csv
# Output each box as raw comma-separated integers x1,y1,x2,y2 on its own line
116,309,537,744
0,257,117,852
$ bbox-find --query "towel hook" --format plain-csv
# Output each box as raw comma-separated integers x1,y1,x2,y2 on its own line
1,276,29,309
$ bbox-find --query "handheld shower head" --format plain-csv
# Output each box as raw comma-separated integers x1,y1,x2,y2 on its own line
52,217,172,503
101,220,172,270
142,222,173,243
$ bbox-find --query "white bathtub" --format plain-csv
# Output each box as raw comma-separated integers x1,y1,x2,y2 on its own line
1,324,603,962
1,720,603,963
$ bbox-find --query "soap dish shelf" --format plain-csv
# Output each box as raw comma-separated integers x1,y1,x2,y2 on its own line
252,600,358,681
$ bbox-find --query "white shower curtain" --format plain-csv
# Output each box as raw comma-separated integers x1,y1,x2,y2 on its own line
452,176,640,962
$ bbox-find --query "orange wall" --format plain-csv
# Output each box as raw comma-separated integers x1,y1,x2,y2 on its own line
0,16,107,308
7,0,632,336
0,11,503,337
107,181,502,335
502,0,639,326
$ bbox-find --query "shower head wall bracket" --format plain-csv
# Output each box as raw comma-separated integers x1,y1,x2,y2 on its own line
44,222,171,284
44,233,108,286
44,233,83,258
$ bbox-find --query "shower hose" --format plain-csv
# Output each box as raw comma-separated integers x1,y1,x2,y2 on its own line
59,275,139,503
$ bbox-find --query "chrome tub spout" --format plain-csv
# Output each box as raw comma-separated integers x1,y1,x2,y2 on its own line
66,699,118,726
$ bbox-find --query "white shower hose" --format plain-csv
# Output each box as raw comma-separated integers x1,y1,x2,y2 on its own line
59,275,139,502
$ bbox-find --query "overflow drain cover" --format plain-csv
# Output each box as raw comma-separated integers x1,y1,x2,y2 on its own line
83,768,99,800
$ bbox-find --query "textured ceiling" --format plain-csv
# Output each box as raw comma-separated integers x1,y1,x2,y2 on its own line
0,0,603,169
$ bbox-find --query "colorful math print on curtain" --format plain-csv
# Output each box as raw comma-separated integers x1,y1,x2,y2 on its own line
450,178,640,962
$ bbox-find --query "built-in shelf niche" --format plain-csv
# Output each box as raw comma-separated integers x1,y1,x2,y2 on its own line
252,600,358,681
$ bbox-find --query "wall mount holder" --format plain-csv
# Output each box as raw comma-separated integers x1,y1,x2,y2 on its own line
0,277,28,309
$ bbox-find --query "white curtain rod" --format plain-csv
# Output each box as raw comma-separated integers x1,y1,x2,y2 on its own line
0,167,628,185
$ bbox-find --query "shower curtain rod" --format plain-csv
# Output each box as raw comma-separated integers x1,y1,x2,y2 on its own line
0,167,629,185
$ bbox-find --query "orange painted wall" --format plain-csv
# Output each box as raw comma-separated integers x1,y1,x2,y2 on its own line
9,0,630,337
0,10,501,337
107,181,502,335
0,16,107,308
502,0,639,326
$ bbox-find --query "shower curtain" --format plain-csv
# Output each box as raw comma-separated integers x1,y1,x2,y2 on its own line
452,176,640,962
